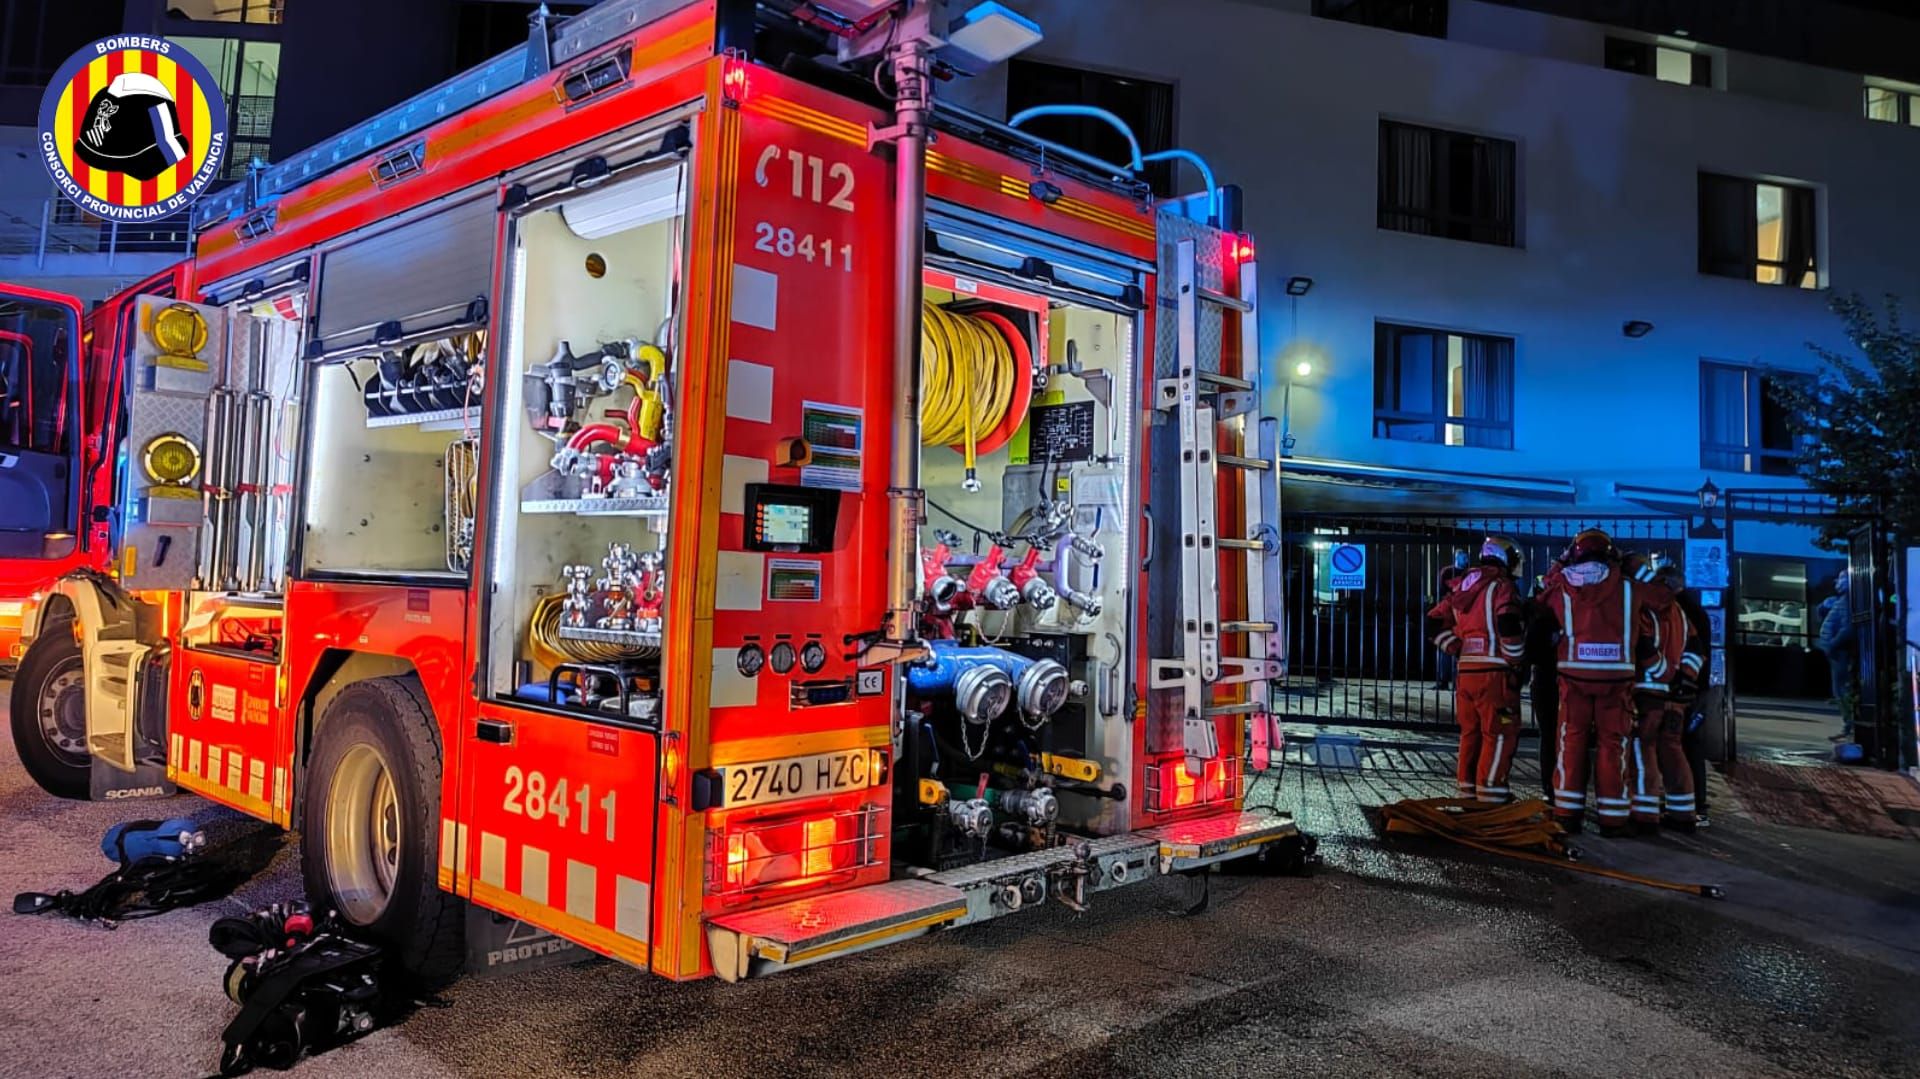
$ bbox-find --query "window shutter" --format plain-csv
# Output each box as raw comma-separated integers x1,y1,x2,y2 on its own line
311,194,495,357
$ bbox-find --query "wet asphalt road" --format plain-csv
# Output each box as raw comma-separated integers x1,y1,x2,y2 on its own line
2,687,1918,1078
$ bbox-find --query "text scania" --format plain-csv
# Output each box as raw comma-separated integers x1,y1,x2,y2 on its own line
40,130,224,220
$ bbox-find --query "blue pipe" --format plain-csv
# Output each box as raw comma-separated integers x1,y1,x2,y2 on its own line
1007,105,1144,170
1142,148,1221,225
906,640,1045,696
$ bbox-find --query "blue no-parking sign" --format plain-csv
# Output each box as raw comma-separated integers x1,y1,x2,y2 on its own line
1328,543,1366,590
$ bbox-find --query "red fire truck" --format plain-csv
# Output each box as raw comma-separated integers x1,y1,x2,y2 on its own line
7,0,1295,982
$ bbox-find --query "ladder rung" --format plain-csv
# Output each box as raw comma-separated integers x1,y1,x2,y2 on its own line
1203,701,1264,716
1197,370,1254,392
1198,287,1253,313
1221,621,1277,634
1218,453,1270,471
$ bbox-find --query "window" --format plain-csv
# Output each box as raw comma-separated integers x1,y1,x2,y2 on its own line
173,37,280,177
1378,120,1517,247
1699,361,1801,475
1698,173,1818,288
164,1,284,25
1604,37,1711,87
1373,322,1514,449
1005,59,1175,196
1313,0,1448,38
1865,82,1920,125
1735,557,1809,648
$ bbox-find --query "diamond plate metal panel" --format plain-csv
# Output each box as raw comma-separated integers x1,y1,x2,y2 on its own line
708,878,965,961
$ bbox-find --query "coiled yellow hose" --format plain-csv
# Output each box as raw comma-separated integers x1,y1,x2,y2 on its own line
921,302,1017,484
530,593,659,665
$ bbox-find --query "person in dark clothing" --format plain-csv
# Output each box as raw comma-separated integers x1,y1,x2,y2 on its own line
1522,588,1561,801
1433,550,1469,690
1673,583,1714,822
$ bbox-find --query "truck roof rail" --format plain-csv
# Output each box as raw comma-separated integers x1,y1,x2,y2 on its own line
192,0,703,231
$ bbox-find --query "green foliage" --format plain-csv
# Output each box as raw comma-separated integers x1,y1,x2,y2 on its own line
1771,295,1918,546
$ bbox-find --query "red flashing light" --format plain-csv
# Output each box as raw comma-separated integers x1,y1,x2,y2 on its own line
1234,237,1255,262
722,60,750,102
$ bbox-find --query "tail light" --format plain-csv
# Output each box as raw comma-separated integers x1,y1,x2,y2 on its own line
707,804,880,898
1144,756,1243,813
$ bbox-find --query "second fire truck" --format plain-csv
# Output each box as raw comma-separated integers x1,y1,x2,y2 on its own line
8,0,1297,982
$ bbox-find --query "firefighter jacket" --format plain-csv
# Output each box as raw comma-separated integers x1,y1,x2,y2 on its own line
1633,583,1704,697
1426,566,1526,671
1538,560,1659,684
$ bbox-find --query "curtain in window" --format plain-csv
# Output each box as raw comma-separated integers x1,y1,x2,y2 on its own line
1380,123,1433,235
1784,185,1818,287
1374,325,1438,441
1700,363,1750,469
1460,334,1513,449
1698,173,1752,278
1471,139,1515,245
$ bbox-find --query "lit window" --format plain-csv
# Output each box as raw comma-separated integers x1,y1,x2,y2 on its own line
1864,83,1920,125
165,0,283,26
172,37,280,177
1699,173,1819,289
1606,36,1711,87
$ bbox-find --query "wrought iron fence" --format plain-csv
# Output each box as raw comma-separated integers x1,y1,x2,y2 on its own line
1278,513,1688,732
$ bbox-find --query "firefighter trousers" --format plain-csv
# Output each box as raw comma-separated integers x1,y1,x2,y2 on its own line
1628,695,1667,825
1454,668,1522,802
1658,703,1697,824
1553,676,1635,828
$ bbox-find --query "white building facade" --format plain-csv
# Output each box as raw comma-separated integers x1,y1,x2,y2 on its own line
950,0,1920,693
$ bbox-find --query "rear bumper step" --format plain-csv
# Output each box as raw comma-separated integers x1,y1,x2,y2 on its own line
1144,809,1300,872
705,810,1297,980
706,878,966,982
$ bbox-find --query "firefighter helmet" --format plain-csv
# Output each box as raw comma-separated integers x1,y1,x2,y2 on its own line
74,72,189,183
1479,536,1522,575
1654,562,1686,591
1620,550,1658,583
1564,528,1614,565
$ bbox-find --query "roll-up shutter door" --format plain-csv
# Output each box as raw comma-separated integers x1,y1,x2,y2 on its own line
311,194,495,355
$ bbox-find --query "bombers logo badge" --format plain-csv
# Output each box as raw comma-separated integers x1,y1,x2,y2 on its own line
38,35,227,224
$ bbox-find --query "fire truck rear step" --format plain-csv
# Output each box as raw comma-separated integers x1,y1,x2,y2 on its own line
706,879,967,982
925,834,1160,925
1143,810,1299,873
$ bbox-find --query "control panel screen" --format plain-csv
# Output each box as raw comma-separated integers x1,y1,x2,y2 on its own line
758,503,812,547
742,483,840,553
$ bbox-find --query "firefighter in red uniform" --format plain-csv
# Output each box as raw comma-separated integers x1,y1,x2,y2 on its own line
1538,530,1660,836
1622,553,1693,830
1426,537,1528,802
1654,561,1708,829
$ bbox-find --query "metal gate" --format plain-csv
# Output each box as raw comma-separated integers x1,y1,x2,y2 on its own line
1280,513,1687,733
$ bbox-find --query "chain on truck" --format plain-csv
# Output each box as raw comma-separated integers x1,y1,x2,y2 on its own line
1,0,1300,982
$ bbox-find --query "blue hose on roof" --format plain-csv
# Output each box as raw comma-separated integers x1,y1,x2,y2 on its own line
1007,105,1145,171
1142,149,1221,225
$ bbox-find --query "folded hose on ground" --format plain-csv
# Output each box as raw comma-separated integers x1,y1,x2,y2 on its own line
1377,797,1726,899
920,302,1020,490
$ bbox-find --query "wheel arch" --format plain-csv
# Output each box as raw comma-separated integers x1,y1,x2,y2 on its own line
293,650,436,812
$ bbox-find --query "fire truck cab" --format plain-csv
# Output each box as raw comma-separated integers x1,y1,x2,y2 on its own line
10,0,1297,983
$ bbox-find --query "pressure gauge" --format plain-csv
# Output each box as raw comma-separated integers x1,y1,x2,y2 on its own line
799,639,827,673
769,640,797,676
735,643,765,678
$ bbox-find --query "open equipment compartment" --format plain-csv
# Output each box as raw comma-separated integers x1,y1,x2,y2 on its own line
483,157,688,724
898,260,1145,863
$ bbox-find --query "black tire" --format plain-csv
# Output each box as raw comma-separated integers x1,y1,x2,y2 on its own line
300,675,463,984
8,624,91,799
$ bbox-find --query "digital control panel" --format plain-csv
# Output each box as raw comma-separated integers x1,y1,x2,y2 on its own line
743,483,840,552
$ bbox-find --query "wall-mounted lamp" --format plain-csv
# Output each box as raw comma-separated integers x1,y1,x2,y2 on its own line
1623,320,1654,339
1294,359,1314,379
1285,276,1314,297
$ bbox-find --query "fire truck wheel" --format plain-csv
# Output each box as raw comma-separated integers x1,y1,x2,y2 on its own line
8,627,91,800
301,676,463,984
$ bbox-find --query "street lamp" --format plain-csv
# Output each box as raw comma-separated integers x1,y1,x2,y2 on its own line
1282,356,1315,457
1693,478,1724,539
1697,478,1720,511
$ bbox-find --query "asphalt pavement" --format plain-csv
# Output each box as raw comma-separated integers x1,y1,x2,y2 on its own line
3,687,1919,1078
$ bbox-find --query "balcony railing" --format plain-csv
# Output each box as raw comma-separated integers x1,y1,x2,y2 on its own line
0,193,194,270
